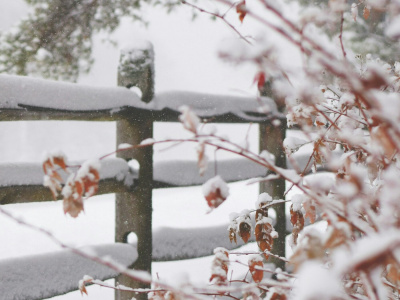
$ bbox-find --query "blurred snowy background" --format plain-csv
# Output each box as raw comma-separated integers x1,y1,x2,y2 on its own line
0,1,300,299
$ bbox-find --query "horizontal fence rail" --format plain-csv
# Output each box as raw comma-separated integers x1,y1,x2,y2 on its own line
0,151,338,204
0,158,137,204
0,75,281,123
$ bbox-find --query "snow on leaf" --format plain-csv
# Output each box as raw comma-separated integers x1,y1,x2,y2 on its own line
196,142,208,176
178,105,200,134
290,204,305,245
237,212,252,243
256,192,273,208
202,175,229,210
78,275,93,296
283,136,309,154
210,247,229,286
248,255,263,283
42,152,69,199
62,159,101,218
255,217,275,260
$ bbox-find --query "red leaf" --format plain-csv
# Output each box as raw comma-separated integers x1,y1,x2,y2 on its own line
254,71,266,91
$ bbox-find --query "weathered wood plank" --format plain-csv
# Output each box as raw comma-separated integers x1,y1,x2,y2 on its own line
115,41,155,300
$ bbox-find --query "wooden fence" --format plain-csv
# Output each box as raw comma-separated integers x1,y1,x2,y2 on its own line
0,41,304,300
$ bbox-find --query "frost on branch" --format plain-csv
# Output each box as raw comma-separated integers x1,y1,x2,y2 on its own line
202,175,229,210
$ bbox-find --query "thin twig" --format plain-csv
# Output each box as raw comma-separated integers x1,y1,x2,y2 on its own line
181,0,252,45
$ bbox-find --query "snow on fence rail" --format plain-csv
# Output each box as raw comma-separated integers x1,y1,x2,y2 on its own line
0,74,280,123
0,153,317,204
0,41,289,300
0,243,137,300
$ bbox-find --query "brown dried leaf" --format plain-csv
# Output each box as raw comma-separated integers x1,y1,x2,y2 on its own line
290,204,304,245
42,154,70,200
387,261,400,286
53,156,68,171
81,167,100,197
229,227,237,244
210,248,229,286
255,220,274,260
79,276,92,296
203,176,229,209
62,180,84,218
236,1,246,23
248,256,264,283
270,293,287,300
205,189,226,209
197,143,208,176
363,5,370,20
239,221,251,243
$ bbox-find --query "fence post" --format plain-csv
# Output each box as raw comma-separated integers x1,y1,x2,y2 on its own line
115,41,154,300
259,82,287,270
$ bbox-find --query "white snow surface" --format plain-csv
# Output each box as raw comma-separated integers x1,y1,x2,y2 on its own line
153,91,280,121
0,75,145,111
0,74,280,122
0,243,137,300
